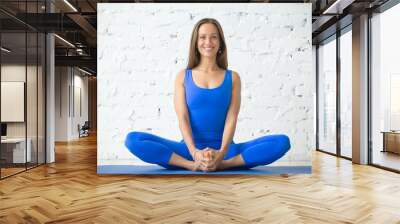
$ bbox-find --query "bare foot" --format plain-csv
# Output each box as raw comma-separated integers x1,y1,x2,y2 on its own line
203,150,213,162
201,149,219,172
191,149,222,172
216,155,246,170
191,154,203,171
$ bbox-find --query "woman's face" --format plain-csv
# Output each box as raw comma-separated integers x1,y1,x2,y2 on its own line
197,23,220,58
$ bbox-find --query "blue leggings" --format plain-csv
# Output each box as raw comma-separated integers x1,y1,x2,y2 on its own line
125,132,291,169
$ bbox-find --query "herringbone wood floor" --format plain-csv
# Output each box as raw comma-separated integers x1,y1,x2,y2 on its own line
1,134,400,224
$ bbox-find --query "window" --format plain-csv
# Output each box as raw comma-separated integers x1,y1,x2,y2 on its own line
0,1,47,179
339,28,352,158
318,36,337,154
371,3,400,171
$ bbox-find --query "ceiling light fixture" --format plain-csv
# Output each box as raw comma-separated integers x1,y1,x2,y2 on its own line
54,34,75,48
78,67,92,76
63,0,78,12
322,0,355,15
1,47,11,53
76,48,85,55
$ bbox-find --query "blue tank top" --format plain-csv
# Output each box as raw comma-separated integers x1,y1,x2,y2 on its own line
184,69,232,145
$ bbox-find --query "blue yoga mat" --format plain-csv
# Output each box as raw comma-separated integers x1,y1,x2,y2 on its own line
97,165,312,175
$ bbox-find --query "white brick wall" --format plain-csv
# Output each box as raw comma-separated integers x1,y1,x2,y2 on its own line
98,3,314,165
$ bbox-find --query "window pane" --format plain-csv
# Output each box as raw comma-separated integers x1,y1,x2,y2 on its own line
318,37,337,154
340,29,352,158
1,31,27,177
371,4,400,171
27,31,38,169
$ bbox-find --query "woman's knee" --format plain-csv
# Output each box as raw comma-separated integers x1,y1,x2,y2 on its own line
125,131,146,150
277,134,291,152
124,131,152,162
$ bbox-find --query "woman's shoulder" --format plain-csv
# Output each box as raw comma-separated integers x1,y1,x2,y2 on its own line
229,70,241,83
175,69,188,84
177,68,187,76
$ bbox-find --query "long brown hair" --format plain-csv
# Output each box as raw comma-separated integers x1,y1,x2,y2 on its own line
187,18,228,70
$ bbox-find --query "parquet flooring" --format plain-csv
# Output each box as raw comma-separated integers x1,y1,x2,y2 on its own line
1,167,26,177
0,134,400,223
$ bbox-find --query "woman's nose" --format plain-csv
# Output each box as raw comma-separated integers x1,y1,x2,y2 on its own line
205,38,212,44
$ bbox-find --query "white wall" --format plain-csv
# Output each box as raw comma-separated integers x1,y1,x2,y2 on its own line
72,72,89,137
98,3,313,165
55,67,89,141
55,66,68,141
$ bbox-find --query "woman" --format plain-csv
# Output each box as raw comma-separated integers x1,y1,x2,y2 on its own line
125,18,290,172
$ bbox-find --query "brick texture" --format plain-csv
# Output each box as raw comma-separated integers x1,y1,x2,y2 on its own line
98,3,313,165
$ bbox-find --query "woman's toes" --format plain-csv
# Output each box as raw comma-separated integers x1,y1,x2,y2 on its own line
192,160,202,171
204,150,212,160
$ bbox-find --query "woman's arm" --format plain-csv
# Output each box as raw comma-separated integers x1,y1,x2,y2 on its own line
219,71,241,155
174,70,198,157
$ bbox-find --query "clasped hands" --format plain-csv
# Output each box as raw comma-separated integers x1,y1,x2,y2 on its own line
192,148,224,172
